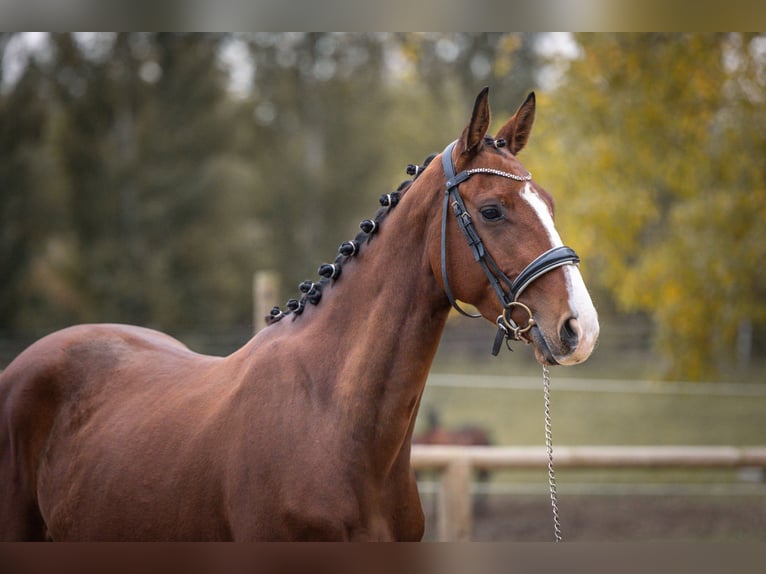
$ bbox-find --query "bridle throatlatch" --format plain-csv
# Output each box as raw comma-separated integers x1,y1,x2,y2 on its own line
440,140,581,356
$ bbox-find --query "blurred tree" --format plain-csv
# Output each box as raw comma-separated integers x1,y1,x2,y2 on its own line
0,37,68,331
243,33,396,293
532,33,766,379
127,33,261,329
396,33,541,118
1,33,262,334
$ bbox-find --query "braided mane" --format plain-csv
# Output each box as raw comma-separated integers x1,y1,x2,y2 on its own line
264,154,437,326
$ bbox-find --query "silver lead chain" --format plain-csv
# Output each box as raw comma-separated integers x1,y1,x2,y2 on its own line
543,364,563,542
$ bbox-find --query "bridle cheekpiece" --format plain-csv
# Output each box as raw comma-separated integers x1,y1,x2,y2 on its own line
440,140,581,356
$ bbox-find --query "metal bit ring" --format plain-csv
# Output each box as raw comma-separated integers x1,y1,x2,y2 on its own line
500,301,536,341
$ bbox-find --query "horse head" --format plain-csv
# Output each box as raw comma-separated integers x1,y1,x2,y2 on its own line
427,87,599,366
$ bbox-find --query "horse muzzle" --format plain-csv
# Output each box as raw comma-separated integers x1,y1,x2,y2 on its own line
531,312,599,366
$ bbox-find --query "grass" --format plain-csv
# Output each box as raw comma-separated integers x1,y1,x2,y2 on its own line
417,377,766,446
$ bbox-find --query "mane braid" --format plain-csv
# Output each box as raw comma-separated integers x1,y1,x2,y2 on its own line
264,153,433,326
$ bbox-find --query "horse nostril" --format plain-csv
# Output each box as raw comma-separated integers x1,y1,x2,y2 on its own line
560,317,581,351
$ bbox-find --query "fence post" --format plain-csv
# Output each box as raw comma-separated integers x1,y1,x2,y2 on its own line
437,458,472,541
253,271,280,334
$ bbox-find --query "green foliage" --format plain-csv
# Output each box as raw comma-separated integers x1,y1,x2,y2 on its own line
1,33,260,332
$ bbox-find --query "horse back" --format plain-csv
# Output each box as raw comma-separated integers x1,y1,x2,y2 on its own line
0,323,195,429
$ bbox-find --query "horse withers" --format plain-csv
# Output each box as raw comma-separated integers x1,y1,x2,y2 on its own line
0,88,598,541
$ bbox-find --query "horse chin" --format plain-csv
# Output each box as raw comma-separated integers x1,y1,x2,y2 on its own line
529,326,559,366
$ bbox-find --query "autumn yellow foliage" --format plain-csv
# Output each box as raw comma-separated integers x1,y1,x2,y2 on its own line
529,33,766,380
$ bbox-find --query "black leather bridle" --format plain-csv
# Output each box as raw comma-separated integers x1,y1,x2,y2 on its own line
440,140,581,355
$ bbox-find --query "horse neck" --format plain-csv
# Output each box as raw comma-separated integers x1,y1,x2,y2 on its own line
256,170,450,472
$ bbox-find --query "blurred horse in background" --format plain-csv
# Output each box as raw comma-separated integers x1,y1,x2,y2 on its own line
413,406,493,514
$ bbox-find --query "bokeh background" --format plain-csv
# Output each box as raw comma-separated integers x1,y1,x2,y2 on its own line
1,32,765,541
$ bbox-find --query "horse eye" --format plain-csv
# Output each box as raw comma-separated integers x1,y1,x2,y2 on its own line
480,206,503,222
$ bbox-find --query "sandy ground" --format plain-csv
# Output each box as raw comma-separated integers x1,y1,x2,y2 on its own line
421,494,766,542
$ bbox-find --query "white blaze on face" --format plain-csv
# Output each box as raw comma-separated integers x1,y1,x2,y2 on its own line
520,184,600,364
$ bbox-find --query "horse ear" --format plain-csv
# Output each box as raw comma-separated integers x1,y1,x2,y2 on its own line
495,91,536,155
457,86,491,157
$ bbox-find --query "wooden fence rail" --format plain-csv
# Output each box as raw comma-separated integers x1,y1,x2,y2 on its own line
410,445,766,541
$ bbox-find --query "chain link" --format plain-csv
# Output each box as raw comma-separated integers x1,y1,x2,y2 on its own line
543,364,563,542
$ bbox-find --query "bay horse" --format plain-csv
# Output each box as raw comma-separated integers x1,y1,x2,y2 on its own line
0,88,599,541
